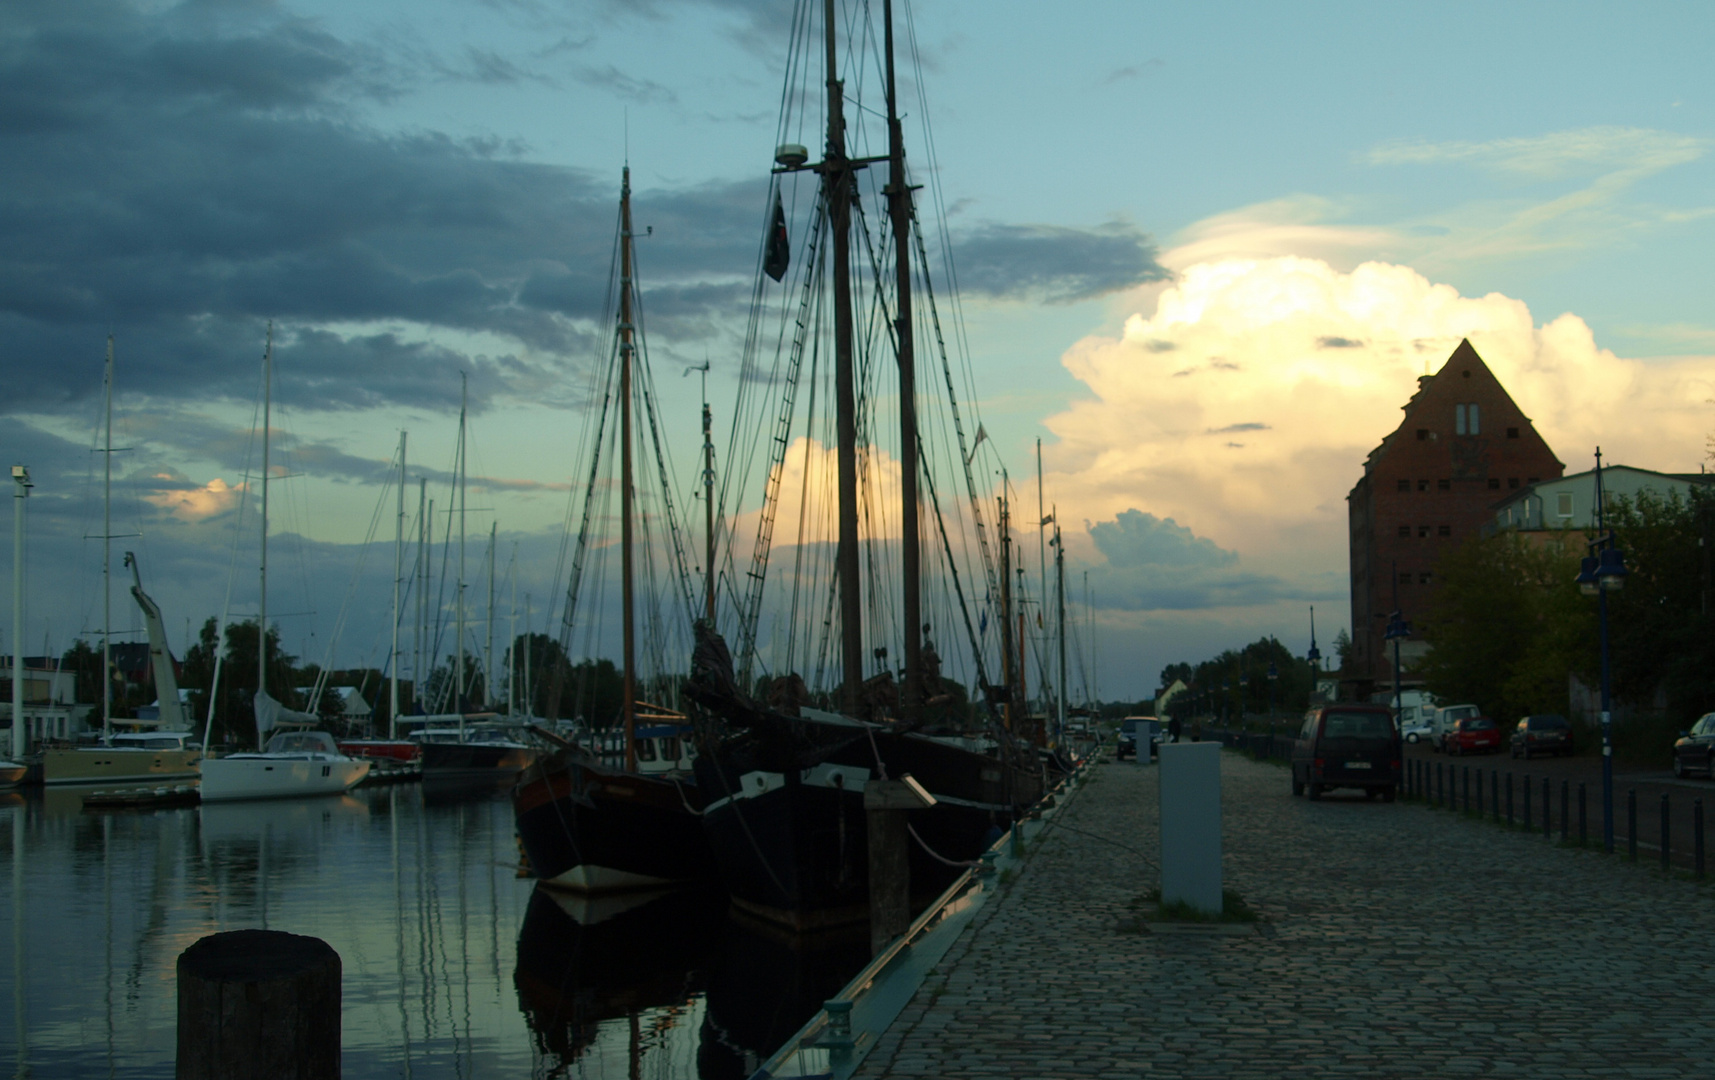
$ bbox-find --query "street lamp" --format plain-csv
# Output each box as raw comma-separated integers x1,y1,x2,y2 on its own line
1575,448,1627,854
1306,605,1321,706
11,465,30,760
1267,660,1279,719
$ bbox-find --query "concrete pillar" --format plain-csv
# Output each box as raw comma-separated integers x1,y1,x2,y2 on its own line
1159,741,1221,915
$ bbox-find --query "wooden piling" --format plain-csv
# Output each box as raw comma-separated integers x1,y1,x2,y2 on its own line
177,929,341,1080
865,775,937,955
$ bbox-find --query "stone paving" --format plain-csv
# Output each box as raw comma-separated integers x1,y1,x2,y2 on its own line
855,749,1715,1079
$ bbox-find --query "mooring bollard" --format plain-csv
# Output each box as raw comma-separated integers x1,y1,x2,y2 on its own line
1628,789,1638,861
1543,777,1551,838
1560,780,1569,842
1506,772,1514,826
1579,783,1588,847
177,929,341,1080
1695,799,1705,880
865,775,936,956
1660,793,1671,873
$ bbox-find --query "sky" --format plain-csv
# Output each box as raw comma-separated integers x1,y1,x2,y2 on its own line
3,0,1714,705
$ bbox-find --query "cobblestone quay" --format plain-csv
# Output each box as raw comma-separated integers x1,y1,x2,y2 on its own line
856,750,1713,1079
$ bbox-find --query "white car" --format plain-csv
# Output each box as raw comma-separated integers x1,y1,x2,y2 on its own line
1400,718,1433,744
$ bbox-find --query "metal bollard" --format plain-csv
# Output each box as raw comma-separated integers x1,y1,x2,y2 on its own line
1628,789,1638,862
1506,772,1514,826
1560,780,1569,842
1696,799,1705,880
1544,777,1552,838
1476,767,1484,817
1491,770,1499,823
1463,766,1470,813
1523,774,1532,831
1578,783,1588,847
1435,762,1443,807
1661,794,1671,873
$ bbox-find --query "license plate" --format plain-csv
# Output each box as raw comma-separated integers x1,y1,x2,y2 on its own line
1345,761,1372,770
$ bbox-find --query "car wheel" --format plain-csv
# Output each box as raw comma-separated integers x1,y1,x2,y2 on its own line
1674,757,1687,779
1291,772,1304,797
1407,732,1419,744
1307,783,1322,801
1521,745,1531,760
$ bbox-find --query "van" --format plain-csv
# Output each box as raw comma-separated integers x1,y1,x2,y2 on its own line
1290,703,1400,802
1429,704,1481,751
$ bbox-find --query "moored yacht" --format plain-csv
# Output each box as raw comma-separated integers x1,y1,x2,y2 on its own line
199,730,370,802
42,730,201,786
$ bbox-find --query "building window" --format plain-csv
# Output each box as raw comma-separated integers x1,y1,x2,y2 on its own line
1397,479,1410,492
1418,479,1430,492
1455,404,1466,435
1508,477,1519,489
1527,477,1540,485
1418,525,1430,538
1507,427,1519,439
1399,524,1411,538
1438,478,1451,492
1399,571,1412,585
1455,403,1481,435
1438,524,1451,537
1488,478,1501,490
1557,493,1573,518
1419,572,1432,585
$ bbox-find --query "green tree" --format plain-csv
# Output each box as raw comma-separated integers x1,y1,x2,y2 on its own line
60,638,104,706
1332,629,1353,675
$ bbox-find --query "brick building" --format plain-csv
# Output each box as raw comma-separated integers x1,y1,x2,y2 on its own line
1346,340,1564,692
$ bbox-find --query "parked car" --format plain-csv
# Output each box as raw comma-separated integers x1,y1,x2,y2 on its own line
1290,703,1400,801
1116,717,1142,760
1671,712,1715,778
1510,714,1574,759
1444,716,1502,755
1430,704,1481,751
1400,717,1433,744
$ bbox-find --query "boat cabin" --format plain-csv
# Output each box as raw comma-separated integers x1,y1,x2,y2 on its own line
261,731,342,756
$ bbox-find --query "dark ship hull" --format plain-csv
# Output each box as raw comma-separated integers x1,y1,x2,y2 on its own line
515,752,717,892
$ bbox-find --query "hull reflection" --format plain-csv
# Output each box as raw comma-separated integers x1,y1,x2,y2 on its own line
514,884,724,1071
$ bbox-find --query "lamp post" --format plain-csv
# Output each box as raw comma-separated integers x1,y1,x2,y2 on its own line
1306,605,1321,707
1267,660,1278,721
1575,448,1627,854
11,465,30,760
1385,560,1411,721
1221,678,1230,726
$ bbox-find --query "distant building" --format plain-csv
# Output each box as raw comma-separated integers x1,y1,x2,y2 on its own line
296,685,373,725
1486,464,1712,539
1346,340,1564,693
0,657,96,744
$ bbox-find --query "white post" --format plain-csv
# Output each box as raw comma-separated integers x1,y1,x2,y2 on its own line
1158,742,1222,915
390,431,405,739
10,466,30,758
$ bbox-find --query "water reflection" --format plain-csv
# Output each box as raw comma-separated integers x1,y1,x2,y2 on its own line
0,781,873,1078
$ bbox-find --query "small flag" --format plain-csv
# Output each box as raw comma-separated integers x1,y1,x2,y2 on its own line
764,192,790,282
965,423,989,466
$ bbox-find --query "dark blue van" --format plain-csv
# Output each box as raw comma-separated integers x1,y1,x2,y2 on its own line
1290,703,1400,801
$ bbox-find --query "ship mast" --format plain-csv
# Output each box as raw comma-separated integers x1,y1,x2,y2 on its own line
102,337,114,742
885,0,922,722
824,0,863,713
258,325,272,706
619,167,638,774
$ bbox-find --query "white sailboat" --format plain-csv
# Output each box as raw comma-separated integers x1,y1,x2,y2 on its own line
199,328,370,802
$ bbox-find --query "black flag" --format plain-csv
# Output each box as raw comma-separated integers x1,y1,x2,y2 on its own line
763,191,790,281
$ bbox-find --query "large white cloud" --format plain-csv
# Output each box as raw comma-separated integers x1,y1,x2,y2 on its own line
1048,255,1715,609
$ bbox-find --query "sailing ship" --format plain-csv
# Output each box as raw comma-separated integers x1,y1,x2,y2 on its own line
688,0,1045,930
513,167,716,892
43,340,201,786
198,329,371,801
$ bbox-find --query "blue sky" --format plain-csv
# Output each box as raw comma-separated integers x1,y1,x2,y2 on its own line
4,0,1713,703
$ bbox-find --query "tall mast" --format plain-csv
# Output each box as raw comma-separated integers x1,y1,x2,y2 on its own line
703,391,716,623
486,520,496,709
619,167,638,774
390,431,405,738
415,478,426,715
886,0,922,721
1055,514,1066,744
258,324,272,703
11,466,30,758
998,488,1013,730
824,0,863,712
1036,438,1047,713
102,336,113,741
456,373,467,728
508,544,517,717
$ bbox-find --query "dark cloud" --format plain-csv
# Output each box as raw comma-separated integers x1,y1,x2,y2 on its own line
574,64,677,104
0,1,767,419
1082,509,1300,610
1317,335,1364,349
947,221,1169,304
1208,422,1269,434
1090,510,1236,571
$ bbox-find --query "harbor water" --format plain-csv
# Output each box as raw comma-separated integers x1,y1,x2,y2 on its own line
0,781,868,1078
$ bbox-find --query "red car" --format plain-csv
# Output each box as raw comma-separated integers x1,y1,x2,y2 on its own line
1445,716,1502,755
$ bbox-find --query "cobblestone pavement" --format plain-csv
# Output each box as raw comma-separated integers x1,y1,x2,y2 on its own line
855,750,1715,1079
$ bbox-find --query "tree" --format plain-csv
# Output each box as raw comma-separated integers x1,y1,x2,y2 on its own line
60,638,104,707
1332,629,1353,676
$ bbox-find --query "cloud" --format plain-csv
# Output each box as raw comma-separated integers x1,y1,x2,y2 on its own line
949,221,1169,304
1365,127,1708,180
1081,510,1301,611
1043,254,1715,614
142,471,246,522
1089,510,1236,570
1160,197,1401,272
